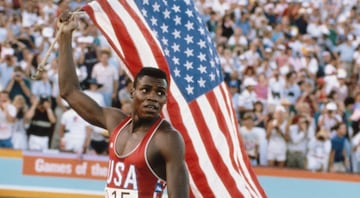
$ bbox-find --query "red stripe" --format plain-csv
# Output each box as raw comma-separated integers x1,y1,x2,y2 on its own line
219,84,267,197
83,4,128,67
165,93,215,197
97,0,143,75
206,89,254,195
218,84,259,196
189,99,245,197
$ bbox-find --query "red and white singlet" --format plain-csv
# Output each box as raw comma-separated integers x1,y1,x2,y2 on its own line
105,117,166,198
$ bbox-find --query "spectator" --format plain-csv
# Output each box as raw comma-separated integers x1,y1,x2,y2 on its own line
306,129,331,172
4,66,31,106
11,94,28,150
239,112,260,166
91,48,118,106
317,102,342,137
59,101,91,154
286,115,313,169
31,70,52,100
0,53,16,89
238,77,258,117
239,112,267,166
84,78,105,107
26,96,56,151
0,91,16,148
266,105,288,167
329,123,350,173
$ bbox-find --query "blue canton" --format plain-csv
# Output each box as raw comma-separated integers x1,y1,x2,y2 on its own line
134,0,223,102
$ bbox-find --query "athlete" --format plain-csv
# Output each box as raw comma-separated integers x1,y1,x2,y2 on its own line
57,12,189,197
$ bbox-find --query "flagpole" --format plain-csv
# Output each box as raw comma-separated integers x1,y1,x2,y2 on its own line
31,10,87,80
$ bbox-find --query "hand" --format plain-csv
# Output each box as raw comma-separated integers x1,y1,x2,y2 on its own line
43,101,51,110
58,10,79,35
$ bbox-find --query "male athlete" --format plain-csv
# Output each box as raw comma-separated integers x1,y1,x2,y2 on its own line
57,12,189,197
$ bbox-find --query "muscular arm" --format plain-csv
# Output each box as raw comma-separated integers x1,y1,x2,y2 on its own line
57,14,127,132
157,129,189,198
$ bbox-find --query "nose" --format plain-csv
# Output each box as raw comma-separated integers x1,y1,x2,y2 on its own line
146,91,158,101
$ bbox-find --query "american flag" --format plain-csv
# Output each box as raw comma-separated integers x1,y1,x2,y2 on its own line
83,0,266,197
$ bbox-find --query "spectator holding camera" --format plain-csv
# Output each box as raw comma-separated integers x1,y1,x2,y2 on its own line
317,102,342,138
306,129,331,172
4,66,31,106
286,115,313,169
266,105,289,167
26,96,56,151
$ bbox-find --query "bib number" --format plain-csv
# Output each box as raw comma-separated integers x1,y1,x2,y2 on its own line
105,187,138,198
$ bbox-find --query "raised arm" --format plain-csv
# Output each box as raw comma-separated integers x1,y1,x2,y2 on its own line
57,12,126,131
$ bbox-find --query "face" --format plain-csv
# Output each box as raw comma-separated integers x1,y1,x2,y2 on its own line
131,76,168,120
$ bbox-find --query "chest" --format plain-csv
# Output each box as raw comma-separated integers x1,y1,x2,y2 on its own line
114,125,149,157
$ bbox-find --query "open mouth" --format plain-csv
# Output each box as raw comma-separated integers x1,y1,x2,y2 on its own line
143,104,158,111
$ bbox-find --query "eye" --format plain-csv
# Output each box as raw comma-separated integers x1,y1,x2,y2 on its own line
157,91,165,96
141,88,148,93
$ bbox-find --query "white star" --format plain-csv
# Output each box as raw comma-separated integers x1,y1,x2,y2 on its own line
209,73,216,81
185,84,194,95
143,0,149,5
184,34,193,44
161,37,168,46
184,48,194,57
198,26,205,35
198,77,206,88
141,9,147,17
172,56,180,65
172,4,180,13
198,52,206,62
162,0,168,6
153,2,160,12
184,74,194,83
152,30,158,38
172,29,181,39
185,9,193,17
150,16,157,26
160,23,168,33
174,67,181,77
174,15,181,25
185,21,194,31
198,39,206,48
210,60,215,67
184,61,193,70
164,48,170,56
171,43,180,52
184,0,191,5
163,9,171,19
198,65,207,74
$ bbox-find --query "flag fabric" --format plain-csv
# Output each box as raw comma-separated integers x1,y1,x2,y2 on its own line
83,0,266,197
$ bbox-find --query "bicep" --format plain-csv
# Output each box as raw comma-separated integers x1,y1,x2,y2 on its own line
64,91,107,128
159,131,189,197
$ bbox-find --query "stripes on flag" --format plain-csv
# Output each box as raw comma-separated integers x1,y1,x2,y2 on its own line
83,0,266,197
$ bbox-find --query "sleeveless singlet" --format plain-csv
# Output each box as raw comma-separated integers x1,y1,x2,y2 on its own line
105,117,167,198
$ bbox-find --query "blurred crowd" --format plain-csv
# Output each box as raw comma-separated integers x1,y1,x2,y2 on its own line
0,0,132,156
195,0,360,174
1,0,360,175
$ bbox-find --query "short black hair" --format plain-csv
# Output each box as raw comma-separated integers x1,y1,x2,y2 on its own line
133,67,168,88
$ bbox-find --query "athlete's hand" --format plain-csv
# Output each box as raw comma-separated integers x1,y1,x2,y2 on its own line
58,10,78,34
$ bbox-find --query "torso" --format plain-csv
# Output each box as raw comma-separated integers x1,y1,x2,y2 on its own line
106,117,166,197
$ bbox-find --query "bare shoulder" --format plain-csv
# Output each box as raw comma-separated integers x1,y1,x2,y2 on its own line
103,107,129,133
153,120,185,154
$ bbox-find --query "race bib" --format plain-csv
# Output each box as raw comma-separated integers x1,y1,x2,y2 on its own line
105,187,138,198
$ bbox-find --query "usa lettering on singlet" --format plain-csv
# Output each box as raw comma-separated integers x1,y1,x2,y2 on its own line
105,117,167,198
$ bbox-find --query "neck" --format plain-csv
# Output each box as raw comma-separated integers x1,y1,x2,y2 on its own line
131,115,159,133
